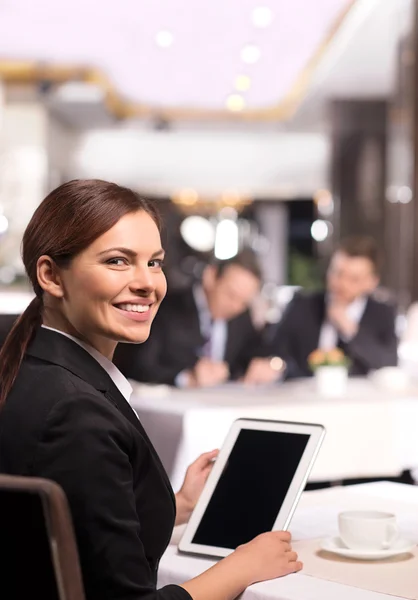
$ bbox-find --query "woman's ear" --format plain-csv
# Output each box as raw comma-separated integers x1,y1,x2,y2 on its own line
36,255,65,298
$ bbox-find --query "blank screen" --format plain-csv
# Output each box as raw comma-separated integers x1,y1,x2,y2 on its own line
192,429,310,549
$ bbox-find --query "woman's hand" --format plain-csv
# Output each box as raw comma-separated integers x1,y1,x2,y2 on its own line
175,449,218,525
235,530,302,584
180,530,302,600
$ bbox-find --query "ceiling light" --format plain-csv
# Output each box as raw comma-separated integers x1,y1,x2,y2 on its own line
398,186,413,204
214,220,239,260
252,7,273,28
226,94,245,112
241,44,261,65
180,216,215,252
311,220,331,242
314,188,334,216
172,188,199,206
156,30,174,48
218,207,238,219
234,75,251,91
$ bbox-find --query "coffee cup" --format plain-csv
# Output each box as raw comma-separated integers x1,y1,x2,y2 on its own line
338,510,399,550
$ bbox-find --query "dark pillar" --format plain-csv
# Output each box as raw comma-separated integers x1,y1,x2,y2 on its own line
330,100,388,261
411,0,418,302
387,29,414,309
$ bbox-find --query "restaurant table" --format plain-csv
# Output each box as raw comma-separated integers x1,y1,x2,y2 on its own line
130,378,418,491
158,482,418,600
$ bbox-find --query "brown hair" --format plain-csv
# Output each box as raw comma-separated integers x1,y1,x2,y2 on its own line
213,248,263,282
337,235,382,275
0,179,160,406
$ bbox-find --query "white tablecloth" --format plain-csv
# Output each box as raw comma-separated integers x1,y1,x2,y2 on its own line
158,482,418,600
130,379,418,491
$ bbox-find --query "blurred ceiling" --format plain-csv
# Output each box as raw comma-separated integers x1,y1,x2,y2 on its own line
0,0,412,197
0,0,354,120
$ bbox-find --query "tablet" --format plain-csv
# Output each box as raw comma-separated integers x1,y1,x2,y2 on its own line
178,418,325,558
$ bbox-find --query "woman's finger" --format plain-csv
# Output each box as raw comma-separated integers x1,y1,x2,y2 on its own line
286,551,299,562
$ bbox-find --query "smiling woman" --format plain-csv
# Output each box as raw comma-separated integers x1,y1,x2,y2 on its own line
0,179,165,402
37,210,167,358
0,179,300,600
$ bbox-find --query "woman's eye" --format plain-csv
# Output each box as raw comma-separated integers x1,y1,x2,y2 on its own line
148,259,164,269
106,257,128,266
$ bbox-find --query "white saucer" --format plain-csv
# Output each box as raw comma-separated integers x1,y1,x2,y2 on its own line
320,537,416,560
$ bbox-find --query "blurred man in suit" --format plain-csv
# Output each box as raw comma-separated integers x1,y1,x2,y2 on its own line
114,250,282,387
259,236,398,380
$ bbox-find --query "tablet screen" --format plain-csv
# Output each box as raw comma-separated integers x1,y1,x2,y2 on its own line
191,429,310,549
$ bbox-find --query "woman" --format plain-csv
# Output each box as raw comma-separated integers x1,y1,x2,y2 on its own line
0,180,301,600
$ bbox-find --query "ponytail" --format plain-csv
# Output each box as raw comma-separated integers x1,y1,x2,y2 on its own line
0,296,43,406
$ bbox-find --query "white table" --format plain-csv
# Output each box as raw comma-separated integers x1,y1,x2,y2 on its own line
130,379,418,491
158,482,418,600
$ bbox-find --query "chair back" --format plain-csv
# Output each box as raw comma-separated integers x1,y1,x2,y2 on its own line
0,475,85,600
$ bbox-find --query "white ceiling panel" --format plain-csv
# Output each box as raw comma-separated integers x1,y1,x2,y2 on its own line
0,0,351,111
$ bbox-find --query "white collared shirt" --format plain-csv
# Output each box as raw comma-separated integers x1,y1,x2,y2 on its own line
174,286,228,387
318,296,367,351
41,325,133,402
192,285,227,362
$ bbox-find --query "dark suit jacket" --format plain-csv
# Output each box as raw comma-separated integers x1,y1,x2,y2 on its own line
114,287,262,385
0,328,191,600
266,291,398,378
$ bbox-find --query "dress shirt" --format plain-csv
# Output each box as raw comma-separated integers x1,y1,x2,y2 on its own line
192,285,227,361
318,296,367,351
41,325,133,402
175,286,227,387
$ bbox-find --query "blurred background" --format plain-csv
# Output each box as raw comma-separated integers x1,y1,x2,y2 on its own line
0,0,416,324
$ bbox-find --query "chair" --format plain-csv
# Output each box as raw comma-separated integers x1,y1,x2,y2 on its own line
0,475,85,600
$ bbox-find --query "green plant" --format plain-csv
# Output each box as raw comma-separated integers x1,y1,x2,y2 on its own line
288,251,322,289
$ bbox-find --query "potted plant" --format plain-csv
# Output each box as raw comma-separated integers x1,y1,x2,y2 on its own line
308,348,349,397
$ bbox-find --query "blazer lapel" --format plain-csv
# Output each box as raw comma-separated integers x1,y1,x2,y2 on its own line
27,328,176,507
357,297,372,330
186,289,206,353
224,314,245,363
27,328,111,392
307,292,327,354
103,385,176,508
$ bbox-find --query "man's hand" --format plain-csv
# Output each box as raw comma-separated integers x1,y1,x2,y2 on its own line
243,357,285,385
186,358,230,388
327,302,358,339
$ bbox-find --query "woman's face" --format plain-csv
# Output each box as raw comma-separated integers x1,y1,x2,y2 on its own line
46,210,167,358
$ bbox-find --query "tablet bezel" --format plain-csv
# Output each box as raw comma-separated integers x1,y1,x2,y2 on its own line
178,418,325,558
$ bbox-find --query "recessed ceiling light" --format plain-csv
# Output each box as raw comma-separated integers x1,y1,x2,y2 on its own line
235,75,251,91
252,7,273,28
241,44,261,65
180,216,216,252
156,30,174,48
311,220,332,242
226,94,245,112
215,220,239,260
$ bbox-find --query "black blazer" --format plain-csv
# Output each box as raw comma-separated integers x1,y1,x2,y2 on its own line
266,291,398,378
114,287,262,385
0,328,191,600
